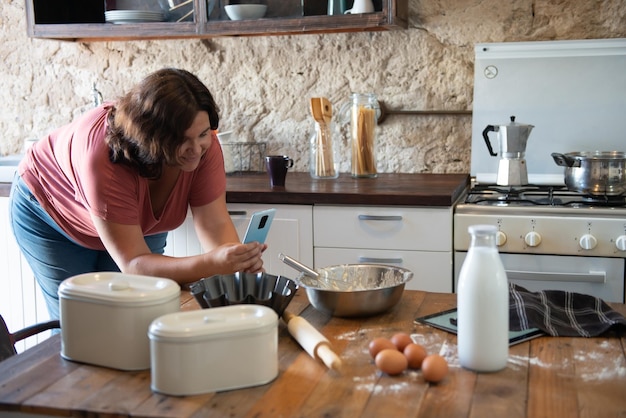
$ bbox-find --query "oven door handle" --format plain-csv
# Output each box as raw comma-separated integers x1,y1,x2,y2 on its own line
506,270,606,284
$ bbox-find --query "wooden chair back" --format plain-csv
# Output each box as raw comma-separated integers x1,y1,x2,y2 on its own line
0,315,60,362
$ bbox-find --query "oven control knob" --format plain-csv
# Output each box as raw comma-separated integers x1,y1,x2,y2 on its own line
579,234,597,250
615,235,626,251
496,230,507,246
524,231,542,247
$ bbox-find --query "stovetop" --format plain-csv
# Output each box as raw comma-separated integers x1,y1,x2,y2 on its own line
464,184,626,209
455,183,626,258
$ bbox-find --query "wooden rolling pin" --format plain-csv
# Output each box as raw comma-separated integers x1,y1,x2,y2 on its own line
282,311,342,372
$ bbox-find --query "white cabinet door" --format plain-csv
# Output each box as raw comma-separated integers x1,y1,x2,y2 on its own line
314,247,452,293
0,197,51,353
165,204,313,279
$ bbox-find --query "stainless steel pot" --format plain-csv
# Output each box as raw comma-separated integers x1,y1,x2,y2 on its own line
551,151,626,196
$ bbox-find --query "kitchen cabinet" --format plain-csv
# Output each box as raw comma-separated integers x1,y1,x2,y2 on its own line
313,205,454,292
164,203,314,278
165,203,455,291
24,0,408,41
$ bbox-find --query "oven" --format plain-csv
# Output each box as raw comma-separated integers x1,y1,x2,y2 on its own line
453,38,626,303
454,184,626,302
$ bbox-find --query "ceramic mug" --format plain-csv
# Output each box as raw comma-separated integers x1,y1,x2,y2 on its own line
265,155,294,188
344,0,374,14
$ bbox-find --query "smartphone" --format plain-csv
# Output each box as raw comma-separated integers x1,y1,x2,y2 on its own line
242,209,276,244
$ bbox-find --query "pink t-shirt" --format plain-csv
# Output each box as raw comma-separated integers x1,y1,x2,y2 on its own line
19,103,226,250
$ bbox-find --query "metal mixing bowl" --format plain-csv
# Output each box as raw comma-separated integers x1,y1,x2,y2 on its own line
298,264,413,317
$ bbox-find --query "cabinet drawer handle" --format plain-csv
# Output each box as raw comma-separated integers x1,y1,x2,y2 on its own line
228,210,247,216
358,257,403,264
358,215,403,221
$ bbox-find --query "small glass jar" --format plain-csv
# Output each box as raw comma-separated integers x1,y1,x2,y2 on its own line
349,93,378,178
310,121,338,179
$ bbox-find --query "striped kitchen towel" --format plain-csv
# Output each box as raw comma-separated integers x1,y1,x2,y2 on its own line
509,283,626,337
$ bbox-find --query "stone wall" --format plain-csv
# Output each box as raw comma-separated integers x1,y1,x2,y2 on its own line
1,0,624,174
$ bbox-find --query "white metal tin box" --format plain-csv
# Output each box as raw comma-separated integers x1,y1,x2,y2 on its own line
58,272,180,370
149,305,278,396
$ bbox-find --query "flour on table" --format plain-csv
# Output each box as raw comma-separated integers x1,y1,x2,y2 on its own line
575,345,626,382
334,330,360,342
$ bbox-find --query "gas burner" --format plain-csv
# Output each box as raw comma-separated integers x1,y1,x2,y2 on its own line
466,184,567,206
470,184,562,194
465,184,626,208
577,195,626,207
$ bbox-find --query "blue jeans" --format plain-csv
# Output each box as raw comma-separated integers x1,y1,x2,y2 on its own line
9,175,168,320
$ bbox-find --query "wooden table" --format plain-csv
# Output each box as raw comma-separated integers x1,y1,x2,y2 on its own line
1,290,625,418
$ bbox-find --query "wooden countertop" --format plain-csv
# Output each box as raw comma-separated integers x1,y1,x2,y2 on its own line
1,172,470,206
1,290,624,418
226,172,469,206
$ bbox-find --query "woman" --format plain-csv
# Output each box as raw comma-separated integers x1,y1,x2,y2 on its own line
9,68,266,319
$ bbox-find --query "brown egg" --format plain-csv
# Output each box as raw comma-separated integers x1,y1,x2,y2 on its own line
421,354,449,383
375,348,408,376
390,332,413,351
368,337,396,358
403,343,428,369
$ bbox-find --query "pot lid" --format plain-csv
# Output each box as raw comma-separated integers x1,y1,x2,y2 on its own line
149,305,277,340
58,272,180,306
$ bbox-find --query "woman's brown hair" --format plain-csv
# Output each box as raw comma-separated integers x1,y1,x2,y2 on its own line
106,68,220,179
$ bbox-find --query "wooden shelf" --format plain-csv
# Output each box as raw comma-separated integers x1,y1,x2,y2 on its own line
25,0,408,42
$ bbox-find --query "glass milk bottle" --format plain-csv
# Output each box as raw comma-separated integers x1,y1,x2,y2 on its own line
349,93,378,178
457,224,509,372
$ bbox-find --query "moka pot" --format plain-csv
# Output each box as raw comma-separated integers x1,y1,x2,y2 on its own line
482,116,534,186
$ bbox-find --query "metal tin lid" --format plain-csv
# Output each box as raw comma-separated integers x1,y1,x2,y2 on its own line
149,305,277,341
58,272,180,306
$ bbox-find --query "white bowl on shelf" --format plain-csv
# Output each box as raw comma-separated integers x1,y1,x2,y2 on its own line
224,4,267,20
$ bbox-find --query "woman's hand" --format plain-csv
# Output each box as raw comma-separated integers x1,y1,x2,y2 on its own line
205,241,267,274
190,195,269,275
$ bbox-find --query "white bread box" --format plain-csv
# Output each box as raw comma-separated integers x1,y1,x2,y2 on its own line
149,305,278,396
58,272,180,370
